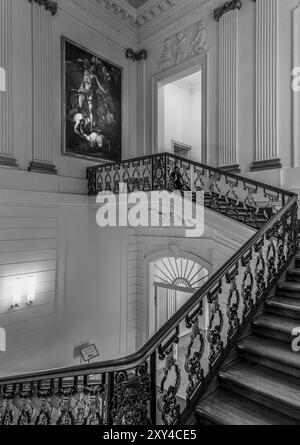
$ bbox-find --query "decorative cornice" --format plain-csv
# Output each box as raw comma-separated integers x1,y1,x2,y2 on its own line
135,0,176,27
214,0,242,22
70,0,177,30
28,0,58,16
126,48,148,61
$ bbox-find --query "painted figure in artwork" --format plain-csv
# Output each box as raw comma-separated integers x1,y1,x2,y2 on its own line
77,58,108,131
64,39,122,162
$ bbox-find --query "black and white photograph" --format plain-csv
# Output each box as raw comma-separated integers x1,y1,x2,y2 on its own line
0,0,300,434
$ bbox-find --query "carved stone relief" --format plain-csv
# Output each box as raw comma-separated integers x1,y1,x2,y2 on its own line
156,20,207,73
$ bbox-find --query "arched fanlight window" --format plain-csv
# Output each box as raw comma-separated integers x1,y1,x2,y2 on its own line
154,257,208,290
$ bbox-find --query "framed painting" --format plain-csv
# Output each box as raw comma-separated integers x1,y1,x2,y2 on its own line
62,37,122,162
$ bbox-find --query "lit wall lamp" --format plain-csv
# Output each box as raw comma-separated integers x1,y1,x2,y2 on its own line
27,275,36,305
12,277,22,308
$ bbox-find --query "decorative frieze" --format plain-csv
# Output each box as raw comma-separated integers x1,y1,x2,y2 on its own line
29,0,57,174
156,21,207,73
251,0,281,171
0,0,17,167
218,8,240,173
28,0,58,16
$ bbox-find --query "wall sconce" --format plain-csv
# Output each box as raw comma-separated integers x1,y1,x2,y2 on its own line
27,275,36,305
12,277,22,307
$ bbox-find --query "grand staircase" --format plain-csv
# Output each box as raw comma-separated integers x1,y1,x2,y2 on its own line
0,154,298,426
196,238,300,425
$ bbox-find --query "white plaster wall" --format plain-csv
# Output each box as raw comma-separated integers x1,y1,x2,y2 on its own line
0,193,129,376
137,0,299,180
4,0,138,195
164,82,202,161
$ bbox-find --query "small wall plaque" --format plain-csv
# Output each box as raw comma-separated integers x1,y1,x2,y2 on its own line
79,344,100,362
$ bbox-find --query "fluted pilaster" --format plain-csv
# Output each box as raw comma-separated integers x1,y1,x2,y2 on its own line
252,0,281,171
0,0,17,167
29,1,57,174
218,8,240,174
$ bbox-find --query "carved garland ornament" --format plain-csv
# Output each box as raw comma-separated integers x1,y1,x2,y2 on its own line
28,0,58,16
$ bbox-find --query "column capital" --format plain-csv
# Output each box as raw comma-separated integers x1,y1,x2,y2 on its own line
214,0,242,22
28,0,58,16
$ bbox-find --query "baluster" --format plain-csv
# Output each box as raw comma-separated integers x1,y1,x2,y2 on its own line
36,380,55,425
142,160,152,191
56,378,76,425
254,237,267,305
150,351,157,425
184,302,205,402
112,165,120,194
111,362,151,425
1,384,16,425
226,263,241,340
241,249,254,322
157,327,181,425
84,377,106,425
207,281,224,369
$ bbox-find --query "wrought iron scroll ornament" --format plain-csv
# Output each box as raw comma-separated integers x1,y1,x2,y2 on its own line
214,0,242,22
28,0,58,15
126,49,148,62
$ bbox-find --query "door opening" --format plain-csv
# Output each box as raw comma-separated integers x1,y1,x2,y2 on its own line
159,70,202,163
148,256,209,339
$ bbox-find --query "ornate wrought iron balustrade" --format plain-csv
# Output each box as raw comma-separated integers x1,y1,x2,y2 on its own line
0,157,297,425
87,153,293,229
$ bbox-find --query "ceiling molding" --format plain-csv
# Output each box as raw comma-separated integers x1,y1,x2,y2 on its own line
69,0,214,46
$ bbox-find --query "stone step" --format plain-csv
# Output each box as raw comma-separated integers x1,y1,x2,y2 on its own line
219,360,300,421
195,388,297,425
266,295,300,320
237,335,300,379
253,313,299,343
277,281,300,299
287,268,300,283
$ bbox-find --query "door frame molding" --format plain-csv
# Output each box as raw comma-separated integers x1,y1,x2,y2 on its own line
151,52,208,164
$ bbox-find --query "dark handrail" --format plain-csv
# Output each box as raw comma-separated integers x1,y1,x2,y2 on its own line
87,152,295,199
0,193,297,386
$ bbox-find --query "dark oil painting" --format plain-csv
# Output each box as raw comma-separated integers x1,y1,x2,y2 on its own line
62,38,122,162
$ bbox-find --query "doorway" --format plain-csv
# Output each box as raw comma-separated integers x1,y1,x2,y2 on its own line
154,55,207,165
148,256,209,338
164,71,202,161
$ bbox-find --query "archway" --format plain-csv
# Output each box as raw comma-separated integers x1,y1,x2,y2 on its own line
149,255,209,337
